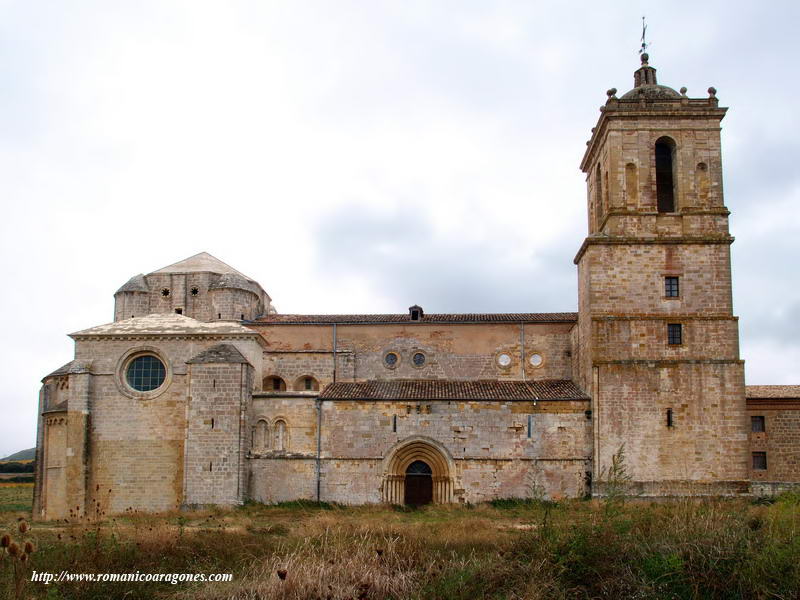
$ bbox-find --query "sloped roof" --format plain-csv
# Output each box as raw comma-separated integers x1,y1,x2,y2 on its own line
43,400,69,414
746,385,800,399
254,313,578,325
43,360,91,380
70,313,261,338
151,252,251,279
115,273,148,294
187,343,250,365
319,379,588,401
208,272,262,295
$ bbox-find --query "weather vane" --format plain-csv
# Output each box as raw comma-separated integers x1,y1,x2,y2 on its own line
639,16,648,55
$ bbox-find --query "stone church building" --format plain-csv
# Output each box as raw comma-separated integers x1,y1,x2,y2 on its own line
33,55,800,519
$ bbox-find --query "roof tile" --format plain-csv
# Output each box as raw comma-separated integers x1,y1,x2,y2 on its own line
254,313,578,325
319,379,588,401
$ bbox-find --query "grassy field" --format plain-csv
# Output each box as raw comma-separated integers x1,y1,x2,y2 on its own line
1,490,799,599
0,482,33,511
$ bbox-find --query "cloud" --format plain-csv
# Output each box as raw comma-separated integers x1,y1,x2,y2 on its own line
312,201,578,313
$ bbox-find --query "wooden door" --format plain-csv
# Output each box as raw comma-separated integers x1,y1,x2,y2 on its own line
404,460,433,506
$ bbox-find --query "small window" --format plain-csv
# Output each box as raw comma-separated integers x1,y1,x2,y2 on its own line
161,288,170,297
527,414,533,439
412,352,426,367
175,308,183,315
751,416,766,433
392,414,397,433
294,376,319,392
190,287,199,296
264,376,286,392
665,276,679,298
667,324,682,345
752,452,767,471
384,352,399,368
666,408,673,428
497,353,512,368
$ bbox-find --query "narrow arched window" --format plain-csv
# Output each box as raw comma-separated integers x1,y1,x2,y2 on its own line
254,419,269,451
625,163,638,206
696,162,710,206
594,163,603,229
274,420,287,452
655,137,676,212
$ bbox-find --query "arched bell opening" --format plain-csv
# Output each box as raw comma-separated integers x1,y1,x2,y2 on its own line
382,437,453,505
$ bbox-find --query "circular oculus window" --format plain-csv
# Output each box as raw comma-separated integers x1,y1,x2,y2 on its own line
529,353,544,367
384,352,399,368
126,355,166,392
412,352,426,367
497,353,512,367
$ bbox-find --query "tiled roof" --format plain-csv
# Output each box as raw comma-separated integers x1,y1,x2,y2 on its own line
152,252,252,279
208,273,262,295
746,385,800,399
187,343,250,365
71,313,260,338
319,379,588,401
43,360,90,380
115,273,148,294
253,313,578,325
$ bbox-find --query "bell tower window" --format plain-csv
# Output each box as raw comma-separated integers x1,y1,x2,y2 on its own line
655,137,676,213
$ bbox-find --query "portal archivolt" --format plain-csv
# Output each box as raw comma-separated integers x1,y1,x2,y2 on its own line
382,437,453,505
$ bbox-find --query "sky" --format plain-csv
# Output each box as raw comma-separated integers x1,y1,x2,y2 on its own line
0,1,798,457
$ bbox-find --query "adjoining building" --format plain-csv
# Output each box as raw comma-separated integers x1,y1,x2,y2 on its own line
33,53,800,519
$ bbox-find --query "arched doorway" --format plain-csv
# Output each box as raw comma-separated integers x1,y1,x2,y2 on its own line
382,437,453,505
404,460,433,506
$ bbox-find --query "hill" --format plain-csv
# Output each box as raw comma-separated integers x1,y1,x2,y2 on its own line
0,448,35,461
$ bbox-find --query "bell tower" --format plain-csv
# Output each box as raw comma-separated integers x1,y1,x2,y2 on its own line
574,53,749,495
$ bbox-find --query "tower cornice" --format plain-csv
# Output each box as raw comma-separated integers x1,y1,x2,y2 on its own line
573,234,734,265
580,100,727,172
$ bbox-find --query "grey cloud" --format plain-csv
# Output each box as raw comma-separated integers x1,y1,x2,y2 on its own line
312,202,578,313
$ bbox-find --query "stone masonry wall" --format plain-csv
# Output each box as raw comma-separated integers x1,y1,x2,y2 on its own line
59,336,261,515
184,362,253,506
748,405,800,483
254,322,576,385
248,397,591,505
595,361,748,491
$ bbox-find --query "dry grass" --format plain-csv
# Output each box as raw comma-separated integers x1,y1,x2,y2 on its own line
0,482,33,512
0,496,799,599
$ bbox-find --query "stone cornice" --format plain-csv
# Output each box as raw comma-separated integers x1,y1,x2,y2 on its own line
594,359,744,366
71,332,268,349
574,235,734,264
596,208,731,232
590,314,738,322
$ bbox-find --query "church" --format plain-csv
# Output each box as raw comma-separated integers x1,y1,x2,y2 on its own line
32,53,800,519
